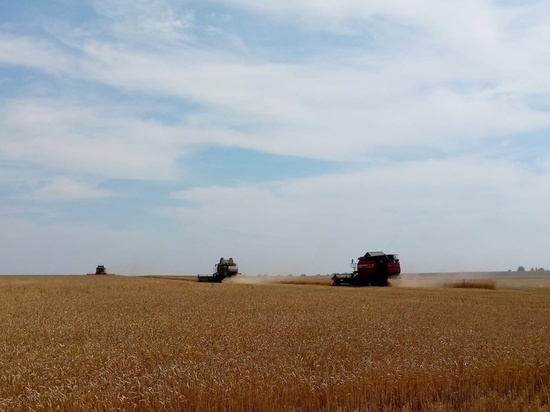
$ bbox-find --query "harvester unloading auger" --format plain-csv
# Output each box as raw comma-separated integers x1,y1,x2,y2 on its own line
197,257,240,283
331,251,400,286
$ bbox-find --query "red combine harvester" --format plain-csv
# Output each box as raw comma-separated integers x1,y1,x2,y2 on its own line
331,251,400,286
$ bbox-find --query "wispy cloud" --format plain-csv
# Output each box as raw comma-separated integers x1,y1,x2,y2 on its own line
0,35,77,75
1,97,183,180
28,176,111,202
91,0,195,42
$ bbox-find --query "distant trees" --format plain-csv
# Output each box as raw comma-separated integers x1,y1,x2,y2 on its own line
516,266,546,272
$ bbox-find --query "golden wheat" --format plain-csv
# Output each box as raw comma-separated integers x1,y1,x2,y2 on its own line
446,279,497,289
0,275,548,411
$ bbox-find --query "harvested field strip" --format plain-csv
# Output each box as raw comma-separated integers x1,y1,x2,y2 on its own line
0,276,549,411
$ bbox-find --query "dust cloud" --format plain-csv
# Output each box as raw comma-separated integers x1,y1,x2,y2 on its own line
224,275,279,285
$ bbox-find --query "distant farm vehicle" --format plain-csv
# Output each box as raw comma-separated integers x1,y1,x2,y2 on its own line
87,265,114,276
332,251,400,286
197,258,240,283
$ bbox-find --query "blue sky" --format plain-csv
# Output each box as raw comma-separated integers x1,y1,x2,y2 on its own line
1,0,550,274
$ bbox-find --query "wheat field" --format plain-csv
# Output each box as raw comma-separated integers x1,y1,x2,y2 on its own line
0,275,549,411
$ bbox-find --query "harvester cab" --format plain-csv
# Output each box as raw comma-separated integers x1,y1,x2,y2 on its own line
87,265,114,275
197,257,240,283
332,251,400,286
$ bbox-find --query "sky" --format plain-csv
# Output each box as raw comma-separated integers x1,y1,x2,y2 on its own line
1,0,550,275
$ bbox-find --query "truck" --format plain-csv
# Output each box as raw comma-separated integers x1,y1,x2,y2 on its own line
331,251,400,286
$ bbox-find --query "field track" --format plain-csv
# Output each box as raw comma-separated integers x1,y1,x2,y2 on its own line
0,274,549,411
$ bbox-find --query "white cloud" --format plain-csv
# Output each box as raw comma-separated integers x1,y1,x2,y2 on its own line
91,0,195,43
160,157,550,273
28,176,111,202
0,98,184,180
65,41,548,161
2,0,550,166
0,35,77,76
0,169,109,203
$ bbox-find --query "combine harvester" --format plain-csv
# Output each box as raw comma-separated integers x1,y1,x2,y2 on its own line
331,251,400,286
87,265,115,276
197,257,240,283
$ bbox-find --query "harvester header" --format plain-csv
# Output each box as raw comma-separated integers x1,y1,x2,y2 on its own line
197,257,240,283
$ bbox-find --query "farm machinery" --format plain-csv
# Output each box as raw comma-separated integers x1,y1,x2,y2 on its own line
87,265,114,275
331,251,400,286
197,257,240,283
